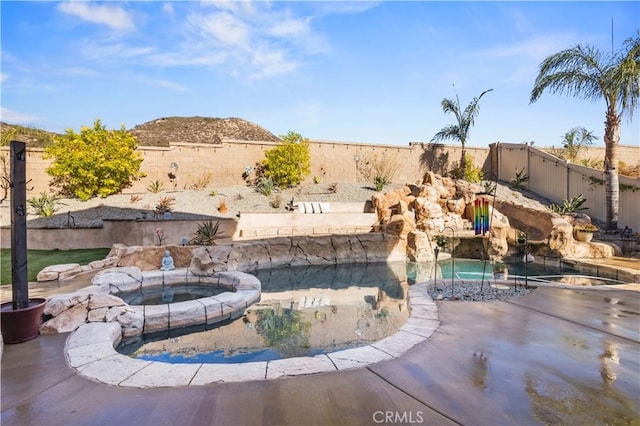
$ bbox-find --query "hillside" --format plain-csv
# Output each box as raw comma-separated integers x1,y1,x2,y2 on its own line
129,116,281,146
1,117,281,147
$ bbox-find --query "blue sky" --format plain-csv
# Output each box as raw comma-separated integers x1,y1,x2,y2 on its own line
1,1,639,148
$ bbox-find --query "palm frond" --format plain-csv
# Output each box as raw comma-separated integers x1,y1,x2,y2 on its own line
432,125,461,143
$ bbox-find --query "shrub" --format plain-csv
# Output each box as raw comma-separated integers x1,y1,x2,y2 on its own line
270,194,282,209
256,176,275,196
217,198,228,214
189,221,220,245
147,180,164,193
548,194,588,214
188,172,212,190
258,131,311,188
328,182,339,193
155,196,175,214
449,154,483,183
357,152,400,191
573,223,598,232
313,176,321,184
27,192,62,217
44,119,143,201
510,168,529,189
129,194,142,204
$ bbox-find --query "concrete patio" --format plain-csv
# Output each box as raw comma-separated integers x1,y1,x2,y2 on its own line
2,284,638,425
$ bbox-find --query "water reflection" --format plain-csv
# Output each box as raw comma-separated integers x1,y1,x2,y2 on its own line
124,263,410,363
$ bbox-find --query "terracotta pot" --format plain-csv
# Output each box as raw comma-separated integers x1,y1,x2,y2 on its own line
1,298,47,344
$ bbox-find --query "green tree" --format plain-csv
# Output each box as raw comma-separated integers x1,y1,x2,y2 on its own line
259,131,311,188
558,127,598,161
530,34,640,230
45,119,144,201
432,88,493,180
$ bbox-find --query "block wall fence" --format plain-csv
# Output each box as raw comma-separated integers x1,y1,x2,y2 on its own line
0,139,492,196
0,138,637,229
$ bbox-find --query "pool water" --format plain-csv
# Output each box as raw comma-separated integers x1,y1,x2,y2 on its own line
119,262,411,363
119,259,625,364
114,285,226,305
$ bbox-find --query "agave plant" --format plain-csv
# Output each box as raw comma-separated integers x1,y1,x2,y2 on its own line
27,191,63,217
189,220,220,245
548,194,587,214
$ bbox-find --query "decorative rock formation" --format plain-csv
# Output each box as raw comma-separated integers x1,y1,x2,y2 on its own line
36,263,83,282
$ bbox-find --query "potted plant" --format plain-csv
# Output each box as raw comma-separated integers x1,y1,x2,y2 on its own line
493,261,508,280
573,223,599,243
516,230,528,245
435,234,448,248
1,141,47,344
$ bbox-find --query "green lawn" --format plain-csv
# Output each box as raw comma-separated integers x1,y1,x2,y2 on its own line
0,248,110,285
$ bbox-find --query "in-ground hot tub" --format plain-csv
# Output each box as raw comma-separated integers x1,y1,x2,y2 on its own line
88,267,261,336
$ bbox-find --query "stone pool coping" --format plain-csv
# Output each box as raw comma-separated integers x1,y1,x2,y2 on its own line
64,283,439,388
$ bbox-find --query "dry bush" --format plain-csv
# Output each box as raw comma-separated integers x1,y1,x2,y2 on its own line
130,194,142,203
619,161,640,178
218,198,228,214
356,152,401,191
270,194,282,209
155,196,175,214
328,182,339,193
188,172,213,190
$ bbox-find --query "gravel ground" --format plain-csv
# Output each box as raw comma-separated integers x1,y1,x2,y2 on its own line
0,182,405,229
428,282,533,302
0,181,553,229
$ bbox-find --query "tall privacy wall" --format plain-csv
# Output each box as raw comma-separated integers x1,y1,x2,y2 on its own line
493,143,640,232
0,140,490,196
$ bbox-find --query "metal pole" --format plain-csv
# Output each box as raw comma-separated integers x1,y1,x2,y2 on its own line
442,226,455,298
10,141,29,310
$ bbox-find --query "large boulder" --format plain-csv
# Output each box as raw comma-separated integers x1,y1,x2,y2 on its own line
36,263,83,282
407,230,435,262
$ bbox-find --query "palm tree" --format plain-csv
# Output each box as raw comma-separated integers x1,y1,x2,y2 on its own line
432,89,493,180
530,33,640,230
559,126,598,161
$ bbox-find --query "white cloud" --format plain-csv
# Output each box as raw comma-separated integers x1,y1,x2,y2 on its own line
0,73,7,83
151,79,188,92
162,3,174,16
480,34,578,62
57,2,135,32
62,67,98,77
187,12,250,48
0,107,37,124
269,18,311,38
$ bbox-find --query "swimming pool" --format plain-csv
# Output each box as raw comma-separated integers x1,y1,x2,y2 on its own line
118,258,626,364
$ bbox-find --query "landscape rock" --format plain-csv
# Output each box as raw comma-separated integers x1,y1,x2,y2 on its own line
36,263,82,282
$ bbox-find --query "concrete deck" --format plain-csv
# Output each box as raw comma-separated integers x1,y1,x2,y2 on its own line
2,285,639,425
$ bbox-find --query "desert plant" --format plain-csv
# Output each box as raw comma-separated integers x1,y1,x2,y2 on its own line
553,127,598,161
434,234,448,248
189,220,220,245
129,194,142,203
516,230,528,244
482,181,496,195
258,131,311,188
493,261,507,273
257,176,275,196
357,152,401,192
573,223,599,232
328,182,339,193
217,198,228,214
27,192,62,217
510,168,529,189
270,194,282,209
373,175,389,192
147,180,164,193
619,161,640,178
44,119,144,201
155,196,175,214
188,172,212,190
209,190,218,197
313,176,321,184
432,88,493,180
548,194,588,214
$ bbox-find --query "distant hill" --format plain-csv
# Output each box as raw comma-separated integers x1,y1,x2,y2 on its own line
130,116,281,146
1,117,281,148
